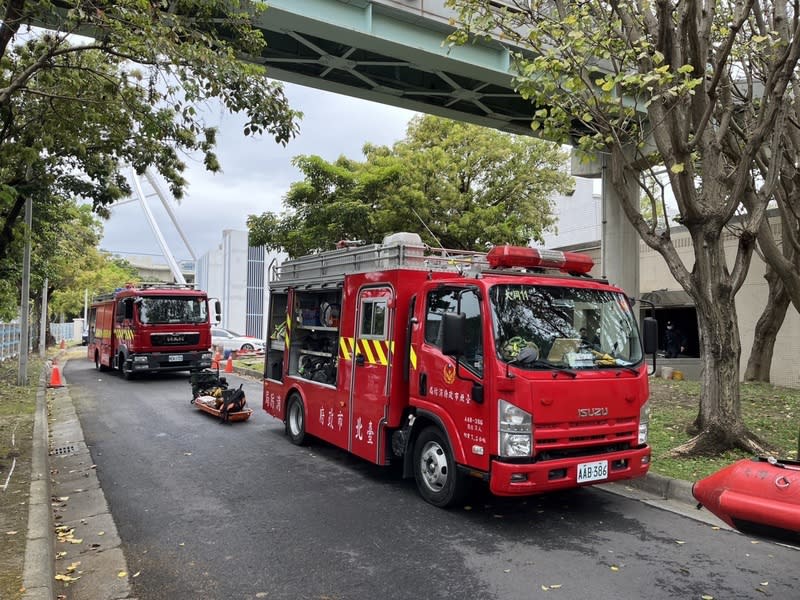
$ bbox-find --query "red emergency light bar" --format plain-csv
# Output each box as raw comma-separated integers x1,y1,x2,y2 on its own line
486,245,594,275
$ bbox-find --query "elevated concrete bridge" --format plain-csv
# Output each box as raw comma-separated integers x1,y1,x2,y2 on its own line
254,0,536,136
250,0,639,298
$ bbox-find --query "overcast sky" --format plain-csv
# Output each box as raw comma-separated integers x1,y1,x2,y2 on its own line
98,82,418,263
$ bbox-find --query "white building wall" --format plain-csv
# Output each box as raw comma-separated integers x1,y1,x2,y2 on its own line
195,247,225,316
542,177,601,249
221,230,249,334
197,231,286,339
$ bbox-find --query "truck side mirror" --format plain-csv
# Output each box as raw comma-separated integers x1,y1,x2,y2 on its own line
214,299,222,324
441,312,466,356
642,316,658,355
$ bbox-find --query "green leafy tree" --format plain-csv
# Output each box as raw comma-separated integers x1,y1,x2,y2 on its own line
446,0,800,455
0,0,301,314
48,247,140,322
248,115,573,255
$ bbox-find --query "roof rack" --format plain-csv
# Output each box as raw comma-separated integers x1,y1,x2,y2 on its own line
269,233,598,289
270,233,489,288
92,281,198,303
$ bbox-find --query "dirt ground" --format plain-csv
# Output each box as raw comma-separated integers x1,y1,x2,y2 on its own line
0,357,42,600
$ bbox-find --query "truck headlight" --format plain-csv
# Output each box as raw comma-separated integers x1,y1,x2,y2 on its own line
202,352,212,360
638,400,650,445
499,399,532,458
133,355,148,363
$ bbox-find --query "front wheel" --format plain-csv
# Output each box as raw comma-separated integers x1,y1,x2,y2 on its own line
285,393,307,445
413,426,467,508
119,354,135,380
241,343,254,352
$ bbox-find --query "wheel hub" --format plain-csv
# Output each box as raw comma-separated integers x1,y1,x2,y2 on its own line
420,442,448,491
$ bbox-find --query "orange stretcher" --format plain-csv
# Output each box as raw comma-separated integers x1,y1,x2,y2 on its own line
192,396,253,422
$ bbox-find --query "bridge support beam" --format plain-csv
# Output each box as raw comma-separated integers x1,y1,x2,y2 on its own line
602,162,640,301
572,153,640,301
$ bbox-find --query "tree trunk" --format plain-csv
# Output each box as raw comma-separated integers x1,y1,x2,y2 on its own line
671,279,770,456
743,265,790,382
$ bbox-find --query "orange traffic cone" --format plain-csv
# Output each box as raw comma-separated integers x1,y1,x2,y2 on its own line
224,355,234,373
48,361,64,388
211,349,221,370
59,339,66,350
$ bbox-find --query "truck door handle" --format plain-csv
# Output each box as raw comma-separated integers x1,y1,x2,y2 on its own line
419,372,427,396
356,353,365,366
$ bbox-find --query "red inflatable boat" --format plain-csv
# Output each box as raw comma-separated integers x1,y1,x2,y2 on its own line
692,457,800,544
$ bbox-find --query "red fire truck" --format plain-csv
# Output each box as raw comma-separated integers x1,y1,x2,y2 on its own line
87,283,220,379
262,233,656,507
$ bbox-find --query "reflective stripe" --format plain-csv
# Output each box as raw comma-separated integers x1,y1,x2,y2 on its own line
339,336,355,360
360,339,377,364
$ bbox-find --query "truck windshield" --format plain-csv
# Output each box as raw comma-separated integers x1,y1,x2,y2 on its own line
137,296,208,325
489,284,642,370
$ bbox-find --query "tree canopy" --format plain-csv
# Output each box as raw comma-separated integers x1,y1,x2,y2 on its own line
0,0,301,316
446,0,800,454
248,115,573,256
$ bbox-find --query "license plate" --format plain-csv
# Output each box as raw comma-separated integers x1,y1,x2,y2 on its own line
168,354,183,363
577,460,608,483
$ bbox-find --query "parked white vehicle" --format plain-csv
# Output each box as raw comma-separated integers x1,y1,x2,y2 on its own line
211,328,264,354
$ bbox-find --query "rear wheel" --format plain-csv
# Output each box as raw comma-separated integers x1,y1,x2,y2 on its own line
413,426,466,508
285,393,307,445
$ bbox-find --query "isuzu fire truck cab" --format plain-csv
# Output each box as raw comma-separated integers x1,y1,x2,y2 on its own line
87,283,219,379
263,233,656,507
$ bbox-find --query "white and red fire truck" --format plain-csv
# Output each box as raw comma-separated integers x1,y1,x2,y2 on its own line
87,283,220,379
262,233,656,507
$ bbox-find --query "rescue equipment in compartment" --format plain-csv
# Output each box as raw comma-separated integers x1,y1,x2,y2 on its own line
692,456,800,544
487,245,594,274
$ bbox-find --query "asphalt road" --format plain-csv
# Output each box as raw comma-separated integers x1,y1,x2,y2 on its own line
63,358,799,600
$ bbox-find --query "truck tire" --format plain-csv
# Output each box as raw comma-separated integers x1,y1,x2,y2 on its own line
119,354,135,380
413,426,466,508
286,393,307,445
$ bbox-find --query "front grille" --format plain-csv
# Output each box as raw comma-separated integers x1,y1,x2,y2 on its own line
534,417,638,460
151,333,200,346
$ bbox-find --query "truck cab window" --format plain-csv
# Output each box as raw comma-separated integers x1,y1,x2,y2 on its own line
360,300,387,338
425,288,483,376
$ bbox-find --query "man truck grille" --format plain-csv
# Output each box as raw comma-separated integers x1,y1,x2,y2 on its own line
151,333,200,346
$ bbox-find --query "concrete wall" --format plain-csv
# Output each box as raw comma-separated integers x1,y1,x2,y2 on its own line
638,220,799,388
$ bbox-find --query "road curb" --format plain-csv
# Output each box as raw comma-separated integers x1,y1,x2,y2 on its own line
622,471,697,507
22,366,54,600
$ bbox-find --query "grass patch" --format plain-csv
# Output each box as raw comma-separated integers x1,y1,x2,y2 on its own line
648,377,800,481
0,355,45,600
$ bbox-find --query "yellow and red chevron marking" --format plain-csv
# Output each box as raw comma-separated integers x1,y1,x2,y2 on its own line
339,338,417,369
114,327,134,342
340,337,393,366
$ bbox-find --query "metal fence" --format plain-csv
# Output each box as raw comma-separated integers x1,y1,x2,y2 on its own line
50,320,84,344
0,319,85,362
0,322,21,362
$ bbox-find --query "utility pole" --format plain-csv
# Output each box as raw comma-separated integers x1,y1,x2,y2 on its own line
18,196,32,385
39,278,48,359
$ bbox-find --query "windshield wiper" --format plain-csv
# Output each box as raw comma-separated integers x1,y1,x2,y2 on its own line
516,357,577,378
